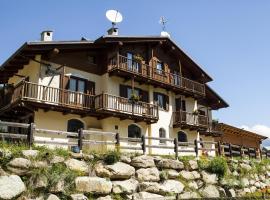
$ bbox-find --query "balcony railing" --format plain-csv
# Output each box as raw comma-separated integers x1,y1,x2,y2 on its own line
173,110,208,129
108,55,205,96
1,81,158,121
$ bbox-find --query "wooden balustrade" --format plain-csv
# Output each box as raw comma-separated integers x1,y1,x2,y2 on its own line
108,55,205,96
173,110,208,128
95,93,159,120
1,81,158,120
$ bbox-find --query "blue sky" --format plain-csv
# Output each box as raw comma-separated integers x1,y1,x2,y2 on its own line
1,1,270,137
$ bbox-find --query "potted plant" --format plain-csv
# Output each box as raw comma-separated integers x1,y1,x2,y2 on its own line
129,91,140,103
133,54,144,63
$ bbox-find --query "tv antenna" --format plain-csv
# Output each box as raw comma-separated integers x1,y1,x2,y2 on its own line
159,16,168,31
106,10,123,28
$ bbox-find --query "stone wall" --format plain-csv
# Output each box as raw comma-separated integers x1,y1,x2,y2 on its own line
0,148,270,200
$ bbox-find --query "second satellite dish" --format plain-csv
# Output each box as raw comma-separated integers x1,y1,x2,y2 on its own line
106,10,123,26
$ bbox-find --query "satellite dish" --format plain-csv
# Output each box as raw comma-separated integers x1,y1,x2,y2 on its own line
106,10,123,26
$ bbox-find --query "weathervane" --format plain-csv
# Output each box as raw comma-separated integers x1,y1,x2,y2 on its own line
159,16,168,31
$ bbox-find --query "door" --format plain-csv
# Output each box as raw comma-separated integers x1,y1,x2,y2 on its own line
68,77,86,107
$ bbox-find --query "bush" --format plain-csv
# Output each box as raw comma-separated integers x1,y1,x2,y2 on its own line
207,157,228,178
198,157,210,170
103,151,120,165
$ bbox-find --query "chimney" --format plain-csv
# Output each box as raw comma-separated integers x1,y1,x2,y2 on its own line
107,27,119,36
41,30,53,41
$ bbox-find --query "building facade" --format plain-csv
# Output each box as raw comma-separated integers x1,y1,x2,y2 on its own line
0,32,228,155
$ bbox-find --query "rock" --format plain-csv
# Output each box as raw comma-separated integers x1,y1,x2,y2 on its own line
0,166,8,176
30,175,48,189
259,174,266,182
8,157,31,169
240,178,249,187
188,160,198,170
131,155,155,168
218,187,226,197
49,179,65,193
32,161,48,168
96,196,112,200
201,171,218,184
7,158,31,176
243,188,251,193
132,192,164,200
0,175,26,199
47,194,60,200
65,159,88,173
94,163,111,178
70,152,84,159
153,156,162,163
180,170,200,180
200,185,220,198
136,167,160,182
106,162,135,180
166,169,179,179
250,186,257,193
255,181,261,188
159,180,184,194
112,178,139,194
179,191,200,199
120,155,131,163
157,159,184,170
83,154,94,161
240,163,252,171
228,188,236,197
70,194,88,200
75,177,112,194
22,150,39,158
50,156,65,164
139,182,161,194
196,180,204,189
232,171,239,176
188,181,198,190
249,179,255,185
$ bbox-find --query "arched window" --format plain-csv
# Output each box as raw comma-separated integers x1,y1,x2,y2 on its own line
159,128,166,144
178,131,187,143
128,124,141,138
67,119,84,132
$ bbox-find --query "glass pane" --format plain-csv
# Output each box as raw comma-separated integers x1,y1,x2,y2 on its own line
69,79,76,91
78,80,85,93
127,53,133,70
157,94,164,108
127,88,139,99
156,62,163,74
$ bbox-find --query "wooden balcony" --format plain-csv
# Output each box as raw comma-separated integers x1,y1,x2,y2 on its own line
199,122,223,137
0,81,158,123
173,110,208,130
108,55,205,97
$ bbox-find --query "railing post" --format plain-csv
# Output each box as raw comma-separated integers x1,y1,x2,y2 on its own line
217,141,222,156
194,139,199,158
248,148,251,159
254,148,257,159
240,145,243,159
259,148,262,161
115,133,120,153
228,143,232,158
174,138,179,160
78,128,83,152
27,123,35,148
141,135,146,155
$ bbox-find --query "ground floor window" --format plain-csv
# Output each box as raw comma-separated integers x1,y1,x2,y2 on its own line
67,119,84,132
128,124,141,138
159,128,166,144
178,131,187,145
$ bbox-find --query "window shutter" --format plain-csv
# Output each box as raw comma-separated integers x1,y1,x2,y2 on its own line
181,100,186,111
140,89,149,103
175,98,181,111
165,95,169,111
153,92,158,103
120,85,128,98
86,81,95,95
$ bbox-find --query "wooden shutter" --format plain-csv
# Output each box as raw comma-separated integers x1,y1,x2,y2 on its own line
165,95,169,111
181,100,186,111
119,85,128,98
86,81,95,95
175,98,181,111
140,89,149,103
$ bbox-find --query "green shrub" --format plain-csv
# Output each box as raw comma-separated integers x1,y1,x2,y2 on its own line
207,157,228,178
103,151,120,165
198,157,210,170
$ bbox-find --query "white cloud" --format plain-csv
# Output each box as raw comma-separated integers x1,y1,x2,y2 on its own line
240,124,270,138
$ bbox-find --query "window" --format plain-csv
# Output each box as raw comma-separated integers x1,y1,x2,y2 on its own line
67,119,84,132
159,128,166,144
178,131,187,143
128,124,141,138
127,52,140,72
154,92,169,110
156,61,164,74
120,85,149,103
69,77,86,93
